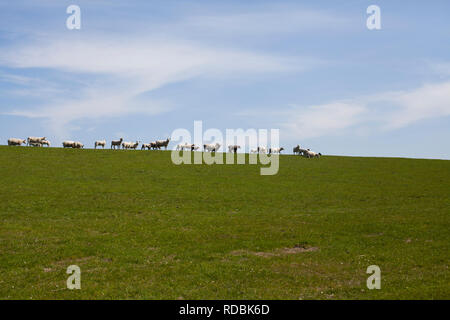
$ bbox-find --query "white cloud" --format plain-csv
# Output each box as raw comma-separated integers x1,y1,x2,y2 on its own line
184,8,351,35
241,81,450,140
0,35,312,139
0,73,39,86
370,82,450,129
4,92,170,139
281,102,366,139
0,37,306,81
0,72,64,98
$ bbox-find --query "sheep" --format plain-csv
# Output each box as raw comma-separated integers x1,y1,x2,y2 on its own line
305,150,321,158
175,143,185,151
41,140,50,147
183,143,197,151
73,141,84,149
111,138,123,150
150,141,159,150
155,138,170,150
183,143,196,151
258,146,267,154
62,141,83,148
62,141,75,148
293,145,309,156
250,148,258,153
121,141,132,149
7,138,26,146
122,141,139,150
203,143,221,152
129,141,139,150
176,143,194,151
299,148,309,156
95,140,106,149
30,142,43,147
228,145,240,153
270,147,284,154
179,144,199,151
293,145,310,156
27,136,46,146
141,143,151,150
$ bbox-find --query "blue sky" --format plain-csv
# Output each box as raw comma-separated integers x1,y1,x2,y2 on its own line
0,0,449,158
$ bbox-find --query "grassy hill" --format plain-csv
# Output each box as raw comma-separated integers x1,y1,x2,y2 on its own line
0,146,448,299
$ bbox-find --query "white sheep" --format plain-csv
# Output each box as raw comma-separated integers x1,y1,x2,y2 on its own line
130,141,139,150
180,143,197,151
62,141,75,148
305,150,321,158
270,147,284,154
73,141,84,149
203,143,221,152
7,138,26,146
293,145,308,156
30,142,43,147
121,141,132,149
41,140,50,147
122,141,139,150
141,143,151,150
95,140,106,149
27,136,46,146
62,141,83,148
150,141,159,150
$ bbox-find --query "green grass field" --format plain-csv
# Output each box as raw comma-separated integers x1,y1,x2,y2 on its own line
0,146,448,299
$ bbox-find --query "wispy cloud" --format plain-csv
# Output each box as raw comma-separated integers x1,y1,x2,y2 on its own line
0,4,337,141
0,36,308,79
183,8,351,36
239,81,450,140
0,73,40,86
374,82,450,129
0,34,314,138
0,72,65,98
281,102,366,139
5,93,170,139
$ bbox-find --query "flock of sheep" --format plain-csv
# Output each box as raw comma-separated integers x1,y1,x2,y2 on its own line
177,143,286,154
249,146,284,154
6,137,170,150
8,137,51,147
293,145,322,158
6,137,322,157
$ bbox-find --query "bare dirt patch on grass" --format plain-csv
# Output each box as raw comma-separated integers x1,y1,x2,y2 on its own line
231,245,319,258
